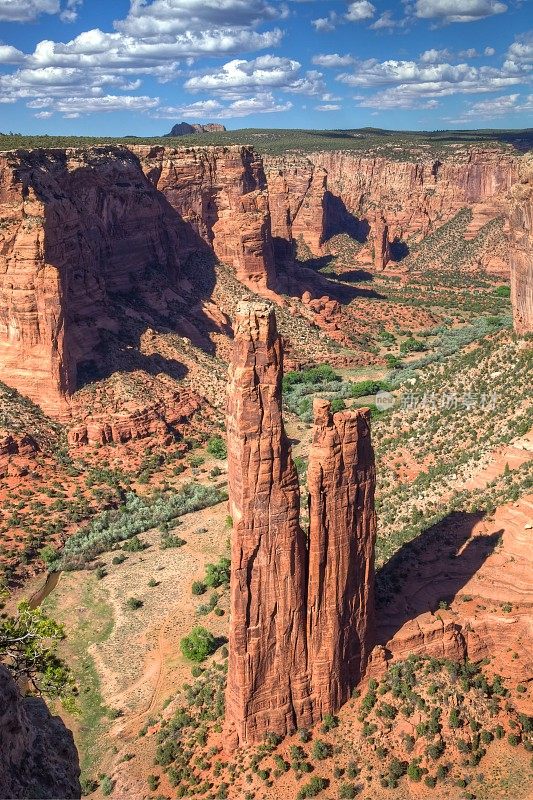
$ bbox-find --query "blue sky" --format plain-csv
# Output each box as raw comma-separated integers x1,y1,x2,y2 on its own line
0,0,531,135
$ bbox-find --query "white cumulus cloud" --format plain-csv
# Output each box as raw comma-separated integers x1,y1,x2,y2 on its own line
413,0,507,23
345,0,375,22
312,53,355,67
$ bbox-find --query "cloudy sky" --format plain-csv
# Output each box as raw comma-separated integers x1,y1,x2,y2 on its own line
0,0,531,134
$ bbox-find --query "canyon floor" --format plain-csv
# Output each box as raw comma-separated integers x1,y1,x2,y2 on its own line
1,212,532,799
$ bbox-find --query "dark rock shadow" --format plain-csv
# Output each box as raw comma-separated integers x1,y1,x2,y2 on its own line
375,511,501,644
389,237,409,261
323,192,369,243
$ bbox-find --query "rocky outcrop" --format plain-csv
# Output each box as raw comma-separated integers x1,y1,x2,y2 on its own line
0,665,81,799
0,432,39,477
0,145,275,414
307,399,377,716
225,303,377,746
224,301,312,747
264,149,517,269
165,122,226,136
509,155,533,334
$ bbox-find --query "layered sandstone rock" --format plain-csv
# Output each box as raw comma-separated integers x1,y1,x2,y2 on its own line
509,155,533,333
225,303,377,746
224,301,312,747
0,665,81,799
0,145,275,415
264,149,517,269
307,399,377,715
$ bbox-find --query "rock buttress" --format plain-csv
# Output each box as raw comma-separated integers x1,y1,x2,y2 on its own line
224,301,313,746
306,398,377,716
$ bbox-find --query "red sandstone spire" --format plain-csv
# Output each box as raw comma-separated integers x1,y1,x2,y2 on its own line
306,398,377,716
224,301,312,747
225,306,377,746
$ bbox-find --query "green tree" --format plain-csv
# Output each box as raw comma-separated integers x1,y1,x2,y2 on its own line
207,436,227,459
180,626,217,662
0,601,73,698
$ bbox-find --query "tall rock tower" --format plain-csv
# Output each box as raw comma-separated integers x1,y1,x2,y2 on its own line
510,155,533,334
306,398,377,716
225,301,377,746
224,302,313,747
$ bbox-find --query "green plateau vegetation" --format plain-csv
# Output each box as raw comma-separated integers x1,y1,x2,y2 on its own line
1,126,532,158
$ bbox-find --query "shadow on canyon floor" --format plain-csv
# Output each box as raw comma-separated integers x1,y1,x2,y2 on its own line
375,510,502,642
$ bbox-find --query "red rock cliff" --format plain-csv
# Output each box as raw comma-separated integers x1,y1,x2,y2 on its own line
265,149,518,270
307,398,377,716
509,155,533,334
0,145,275,414
224,301,312,747
0,665,81,799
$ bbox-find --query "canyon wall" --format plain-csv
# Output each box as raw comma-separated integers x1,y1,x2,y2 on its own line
0,665,81,799
225,302,376,746
0,142,523,418
0,145,275,414
509,155,533,334
264,149,517,270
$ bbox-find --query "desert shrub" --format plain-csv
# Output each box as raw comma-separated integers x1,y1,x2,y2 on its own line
338,782,360,798
126,598,143,610
160,534,186,549
100,776,114,796
311,739,333,760
122,536,146,552
297,776,328,798
147,775,160,791
407,761,423,782
180,626,217,662
192,581,207,596
494,285,511,297
204,557,231,588
207,436,227,459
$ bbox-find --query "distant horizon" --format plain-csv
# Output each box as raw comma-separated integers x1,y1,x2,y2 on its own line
2,124,533,137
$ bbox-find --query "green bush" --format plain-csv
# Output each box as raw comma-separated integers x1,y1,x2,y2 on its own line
207,436,227,459
494,285,511,298
192,581,207,596
350,379,391,398
160,534,186,549
311,739,333,760
100,776,114,796
338,783,360,798
205,557,231,588
147,775,160,791
180,626,217,662
122,536,146,552
126,598,143,610
297,776,328,798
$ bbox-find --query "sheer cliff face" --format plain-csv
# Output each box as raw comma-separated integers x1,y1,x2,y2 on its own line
307,399,377,716
264,149,517,269
224,301,312,747
509,156,533,334
225,303,377,746
0,145,275,414
0,665,81,799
